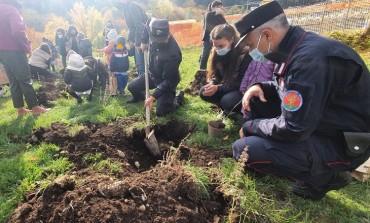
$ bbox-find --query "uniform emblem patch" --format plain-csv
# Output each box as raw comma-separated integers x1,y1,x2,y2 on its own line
282,90,303,112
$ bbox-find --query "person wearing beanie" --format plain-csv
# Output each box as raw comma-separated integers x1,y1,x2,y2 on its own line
232,1,370,201
199,0,226,70
110,36,129,96
55,28,68,68
64,53,95,103
0,0,49,116
127,18,184,117
28,43,53,81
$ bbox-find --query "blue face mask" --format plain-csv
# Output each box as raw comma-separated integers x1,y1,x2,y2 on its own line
249,33,271,62
216,46,231,56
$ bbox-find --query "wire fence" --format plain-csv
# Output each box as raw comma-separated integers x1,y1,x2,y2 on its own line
284,0,370,34
224,0,370,35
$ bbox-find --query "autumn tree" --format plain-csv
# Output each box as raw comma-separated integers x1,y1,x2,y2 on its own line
69,2,104,48
43,16,69,41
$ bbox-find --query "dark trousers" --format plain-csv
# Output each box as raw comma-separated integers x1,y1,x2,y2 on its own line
233,89,368,187
199,86,242,114
29,64,52,80
0,51,38,109
61,54,67,68
127,75,177,117
199,40,212,70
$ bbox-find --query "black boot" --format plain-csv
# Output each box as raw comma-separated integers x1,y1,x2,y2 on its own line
292,172,352,201
69,91,83,104
86,94,92,102
175,90,185,107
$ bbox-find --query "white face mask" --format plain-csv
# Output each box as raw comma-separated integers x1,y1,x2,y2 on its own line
249,33,271,62
216,46,231,56
214,8,222,12
58,34,63,39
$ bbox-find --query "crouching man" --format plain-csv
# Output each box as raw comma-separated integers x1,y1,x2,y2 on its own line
232,2,370,201
127,18,184,116
64,53,95,103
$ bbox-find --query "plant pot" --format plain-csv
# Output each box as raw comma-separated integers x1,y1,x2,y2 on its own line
208,120,225,137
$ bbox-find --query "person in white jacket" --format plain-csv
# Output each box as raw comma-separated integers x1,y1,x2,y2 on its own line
28,43,52,81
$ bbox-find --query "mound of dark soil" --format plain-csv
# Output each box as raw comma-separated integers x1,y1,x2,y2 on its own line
36,76,66,107
10,120,231,223
208,120,226,129
184,70,207,96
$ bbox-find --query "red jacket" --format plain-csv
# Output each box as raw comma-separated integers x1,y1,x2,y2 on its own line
0,3,31,53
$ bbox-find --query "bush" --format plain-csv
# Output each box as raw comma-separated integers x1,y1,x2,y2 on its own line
326,29,370,51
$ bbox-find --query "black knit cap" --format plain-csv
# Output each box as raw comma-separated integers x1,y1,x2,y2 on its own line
149,18,169,43
235,1,284,38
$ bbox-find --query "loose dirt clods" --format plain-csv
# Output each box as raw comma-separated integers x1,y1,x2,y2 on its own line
10,120,232,223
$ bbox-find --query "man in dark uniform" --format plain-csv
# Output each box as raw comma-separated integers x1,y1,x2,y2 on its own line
233,1,370,201
113,0,147,76
126,18,184,117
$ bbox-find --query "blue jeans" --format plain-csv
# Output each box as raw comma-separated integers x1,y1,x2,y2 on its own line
114,72,128,92
135,49,145,76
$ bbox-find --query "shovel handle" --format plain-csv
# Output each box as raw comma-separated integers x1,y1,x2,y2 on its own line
144,50,151,135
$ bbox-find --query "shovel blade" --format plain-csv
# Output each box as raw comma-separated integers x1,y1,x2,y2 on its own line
144,130,161,157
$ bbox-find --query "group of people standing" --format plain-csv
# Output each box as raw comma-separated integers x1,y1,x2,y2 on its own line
0,0,369,202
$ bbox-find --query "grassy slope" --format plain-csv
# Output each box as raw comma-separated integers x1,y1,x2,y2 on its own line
0,47,369,223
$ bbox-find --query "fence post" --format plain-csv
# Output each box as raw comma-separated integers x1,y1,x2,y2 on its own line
344,0,352,30
364,22,370,36
319,0,329,33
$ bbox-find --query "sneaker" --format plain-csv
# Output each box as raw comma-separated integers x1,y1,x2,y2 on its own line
127,97,142,104
292,172,352,201
175,90,185,106
217,110,228,119
31,106,50,115
77,96,83,104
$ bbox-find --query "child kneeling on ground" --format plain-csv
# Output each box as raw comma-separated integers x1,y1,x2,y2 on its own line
110,37,129,96
64,53,95,103
28,43,53,81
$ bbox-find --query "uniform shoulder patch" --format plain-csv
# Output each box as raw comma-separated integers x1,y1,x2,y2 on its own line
282,90,303,112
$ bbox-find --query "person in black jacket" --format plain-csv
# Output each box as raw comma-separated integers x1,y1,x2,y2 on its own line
84,56,109,91
55,28,68,68
77,32,93,58
113,0,147,77
64,53,95,103
199,0,226,70
110,36,129,95
233,1,370,201
66,25,80,55
127,18,184,117
199,24,251,118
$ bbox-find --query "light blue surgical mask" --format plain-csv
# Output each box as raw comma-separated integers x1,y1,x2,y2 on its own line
249,33,271,62
216,46,231,56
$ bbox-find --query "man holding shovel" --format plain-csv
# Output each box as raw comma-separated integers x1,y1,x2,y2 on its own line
127,18,184,117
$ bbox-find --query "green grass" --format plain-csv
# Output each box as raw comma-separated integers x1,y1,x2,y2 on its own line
0,47,369,223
